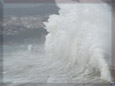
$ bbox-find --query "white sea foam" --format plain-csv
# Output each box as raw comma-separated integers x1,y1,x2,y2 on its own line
44,3,112,82
4,3,112,85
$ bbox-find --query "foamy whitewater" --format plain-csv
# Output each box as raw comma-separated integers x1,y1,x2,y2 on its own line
3,3,112,85
44,3,112,82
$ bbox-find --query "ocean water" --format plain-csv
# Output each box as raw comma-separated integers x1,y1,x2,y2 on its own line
3,44,47,84
3,44,103,85
3,3,112,86
44,3,112,82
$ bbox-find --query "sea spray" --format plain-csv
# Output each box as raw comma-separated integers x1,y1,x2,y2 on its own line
44,3,112,82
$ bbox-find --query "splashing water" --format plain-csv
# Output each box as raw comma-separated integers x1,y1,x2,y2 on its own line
44,3,112,82
4,3,112,85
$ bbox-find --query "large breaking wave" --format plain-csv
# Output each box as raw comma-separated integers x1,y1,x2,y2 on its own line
44,3,112,82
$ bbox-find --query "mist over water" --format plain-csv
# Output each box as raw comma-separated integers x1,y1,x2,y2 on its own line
3,3,112,85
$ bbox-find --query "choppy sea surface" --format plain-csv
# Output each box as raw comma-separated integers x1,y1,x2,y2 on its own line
3,43,110,86
3,3,112,86
3,44,46,85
